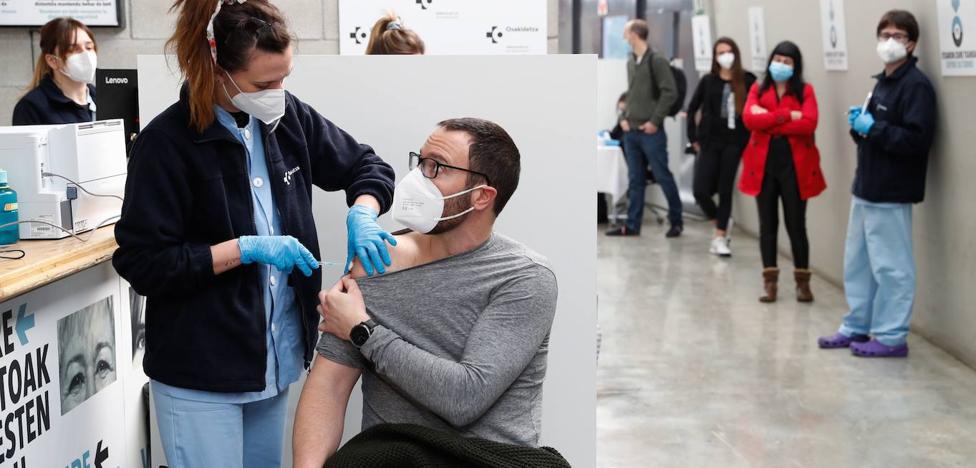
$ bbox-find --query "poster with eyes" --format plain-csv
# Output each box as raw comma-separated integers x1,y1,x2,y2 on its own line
0,263,130,468
57,297,117,415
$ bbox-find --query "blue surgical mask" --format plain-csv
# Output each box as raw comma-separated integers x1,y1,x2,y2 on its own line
768,62,794,83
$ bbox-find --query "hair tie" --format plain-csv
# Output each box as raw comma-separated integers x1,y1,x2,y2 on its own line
207,0,248,64
0,249,25,261
386,20,402,31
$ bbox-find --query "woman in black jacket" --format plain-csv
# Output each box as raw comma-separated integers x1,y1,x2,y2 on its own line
13,17,98,125
112,0,395,466
687,37,756,257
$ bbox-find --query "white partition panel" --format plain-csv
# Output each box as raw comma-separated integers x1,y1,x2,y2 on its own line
338,0,548,55
138,54,597,468
598,59,628,132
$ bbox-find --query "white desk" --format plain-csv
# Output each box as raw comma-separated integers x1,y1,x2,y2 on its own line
596,145,627,203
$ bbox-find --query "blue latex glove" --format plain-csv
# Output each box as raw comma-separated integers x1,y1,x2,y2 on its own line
239,235,320,276
346,205,397,276
853,112,876,135
847,106,862,127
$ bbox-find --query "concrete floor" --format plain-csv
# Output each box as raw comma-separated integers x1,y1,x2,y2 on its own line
597,220,976,468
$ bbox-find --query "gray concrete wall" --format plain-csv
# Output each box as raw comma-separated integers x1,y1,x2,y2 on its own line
0,0,560,126
708,0,976,367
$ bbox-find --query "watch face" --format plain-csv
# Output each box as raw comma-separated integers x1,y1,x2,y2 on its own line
351,325,369,347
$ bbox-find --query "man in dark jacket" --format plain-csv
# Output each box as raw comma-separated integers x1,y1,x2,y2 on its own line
606,19,681,237
819,10,936,358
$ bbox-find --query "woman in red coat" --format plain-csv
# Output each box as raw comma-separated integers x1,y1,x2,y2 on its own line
741,41,826,303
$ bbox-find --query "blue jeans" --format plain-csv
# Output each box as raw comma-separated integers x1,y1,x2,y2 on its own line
839,197,915,346
152,383,290,468
622,130,682,230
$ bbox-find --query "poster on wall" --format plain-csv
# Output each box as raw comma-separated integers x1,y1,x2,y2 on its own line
691,15,713,72
819,0,849,70
0,1,121,27
748,7,768,73
937,0,976,76
602,15,630,60
0,266,128,468
339,0,548,55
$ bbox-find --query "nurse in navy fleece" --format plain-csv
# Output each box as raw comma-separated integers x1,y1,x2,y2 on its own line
111,1,395,466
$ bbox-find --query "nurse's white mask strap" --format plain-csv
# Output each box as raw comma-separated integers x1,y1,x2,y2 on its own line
207,0,247,64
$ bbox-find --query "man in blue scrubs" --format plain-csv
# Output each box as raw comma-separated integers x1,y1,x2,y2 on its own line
818,10,936,358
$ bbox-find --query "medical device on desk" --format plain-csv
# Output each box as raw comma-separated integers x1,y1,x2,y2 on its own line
0,120,127,239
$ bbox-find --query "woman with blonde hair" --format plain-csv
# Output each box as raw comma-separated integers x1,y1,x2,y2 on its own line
366,12,425,55
13,17,98,125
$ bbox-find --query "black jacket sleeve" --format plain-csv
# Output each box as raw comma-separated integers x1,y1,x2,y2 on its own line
866,82,937,158
12,98,43,126
292,95,396,214
112,129,216,297
609,123,624,141
686,75,707,144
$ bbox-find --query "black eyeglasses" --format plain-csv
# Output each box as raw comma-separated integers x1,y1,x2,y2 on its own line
409,152,491,186
879,32,909,42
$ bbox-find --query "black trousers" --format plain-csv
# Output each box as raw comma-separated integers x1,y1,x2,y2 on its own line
756,137,809,269
693,141,743,231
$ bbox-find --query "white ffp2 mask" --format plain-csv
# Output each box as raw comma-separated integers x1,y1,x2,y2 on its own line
391,168,486,234
223,70,286,125
62,51,97,84
876,38,908,64
716,52,735,70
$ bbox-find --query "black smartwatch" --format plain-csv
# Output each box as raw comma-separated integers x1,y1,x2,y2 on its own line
350,319,377,349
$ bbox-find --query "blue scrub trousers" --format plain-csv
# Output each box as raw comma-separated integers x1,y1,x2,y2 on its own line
152,384,291,468
622,130,683,230
839,197,916,346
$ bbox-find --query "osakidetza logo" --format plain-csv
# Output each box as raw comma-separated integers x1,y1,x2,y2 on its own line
349,26,367,45
486,26,503,44
951,0,964,47
416,0,434,10
486,25,540,45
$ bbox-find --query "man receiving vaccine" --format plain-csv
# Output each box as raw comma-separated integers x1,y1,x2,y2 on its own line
293,118,560,466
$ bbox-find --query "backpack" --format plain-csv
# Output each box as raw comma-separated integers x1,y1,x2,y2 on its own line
648,53,687,117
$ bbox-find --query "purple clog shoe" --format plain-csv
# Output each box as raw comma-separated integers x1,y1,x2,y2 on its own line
817,332,870,349
850,339,908,358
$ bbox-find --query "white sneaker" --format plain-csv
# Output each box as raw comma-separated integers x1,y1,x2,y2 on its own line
710,236,732,257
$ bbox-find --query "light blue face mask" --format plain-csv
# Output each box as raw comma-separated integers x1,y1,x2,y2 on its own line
768,61,794,82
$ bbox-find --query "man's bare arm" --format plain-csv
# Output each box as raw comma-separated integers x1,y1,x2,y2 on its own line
293,355,362,468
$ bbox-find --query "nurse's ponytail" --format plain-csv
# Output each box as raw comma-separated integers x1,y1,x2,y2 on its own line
365,12,425,55
167,0,291,133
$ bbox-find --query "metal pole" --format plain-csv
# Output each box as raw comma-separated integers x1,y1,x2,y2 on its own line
572,0,582,53
671,10,681,57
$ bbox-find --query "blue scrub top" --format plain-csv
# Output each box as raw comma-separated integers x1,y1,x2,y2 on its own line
152,107,305,403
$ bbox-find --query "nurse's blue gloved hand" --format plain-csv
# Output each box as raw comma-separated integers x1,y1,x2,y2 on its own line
238,235,320,277
853,112,875,135
848,106,862,127
345,204,397,276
